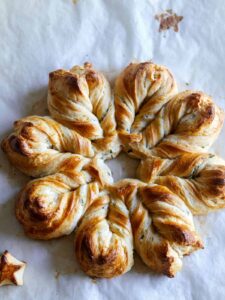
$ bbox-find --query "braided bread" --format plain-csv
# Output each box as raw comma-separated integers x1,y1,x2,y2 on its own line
1,61,225,279
138,153,225,215
115,64,224,158
108,179,202,277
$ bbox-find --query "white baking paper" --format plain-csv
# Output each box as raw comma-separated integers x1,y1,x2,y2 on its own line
1,0,225,299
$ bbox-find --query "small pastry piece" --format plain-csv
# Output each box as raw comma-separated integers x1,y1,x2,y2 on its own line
16,157,113,240
114,61,177,153
138,153,225,214
109,180,203,277
0,251,26,286
74,189,133,278
48,62,120,159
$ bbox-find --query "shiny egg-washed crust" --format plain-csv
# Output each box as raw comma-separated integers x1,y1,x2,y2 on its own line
48,62,120,158
138,153,225,215
115,63,224,159
16,156,113,240
108,179,203,277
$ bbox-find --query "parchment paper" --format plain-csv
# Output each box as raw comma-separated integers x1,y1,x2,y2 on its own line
1,0,225,299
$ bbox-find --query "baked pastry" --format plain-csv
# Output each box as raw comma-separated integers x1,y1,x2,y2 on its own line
75,184,133,278
114,62,177,156
115,69,224,158
1,63,120,177
138,153,225,214
108,179,202,277
1,116,95,177
48,62,120,158
1,61,225,279
16,156,113,239
0,251,26,286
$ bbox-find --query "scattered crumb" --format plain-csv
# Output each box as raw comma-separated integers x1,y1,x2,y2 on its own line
54,267,77,279
55,271,60,279
72,0,78,4
155,9,183,32
91,278,97,284
185,82,190,86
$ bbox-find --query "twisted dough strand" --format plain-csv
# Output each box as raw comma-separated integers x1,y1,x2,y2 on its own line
1,116,94,177
115,62,177,134
138,153,225,214
134,91,224,158
16,157,113,239
109,179,202,277
48,62,120,158
1,63,121,178
74,189,133,278
115,66,224,158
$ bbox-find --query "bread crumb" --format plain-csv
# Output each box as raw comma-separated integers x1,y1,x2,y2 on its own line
54,267,77,279
55,271,60,279
91,278,97,284
155,10,183,32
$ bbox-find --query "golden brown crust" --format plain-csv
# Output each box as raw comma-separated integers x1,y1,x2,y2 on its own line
48,63,120,159
74,191,133,278
1,61,225,278
1,64,121,177
115,73,224,158
16,157,113,240
115,62,177,132
108,180,203,277
114,61,177,156
0,251,26,286
1,116,95,177
138,154,225,214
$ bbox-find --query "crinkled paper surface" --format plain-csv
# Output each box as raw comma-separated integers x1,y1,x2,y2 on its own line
0,0,225,299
